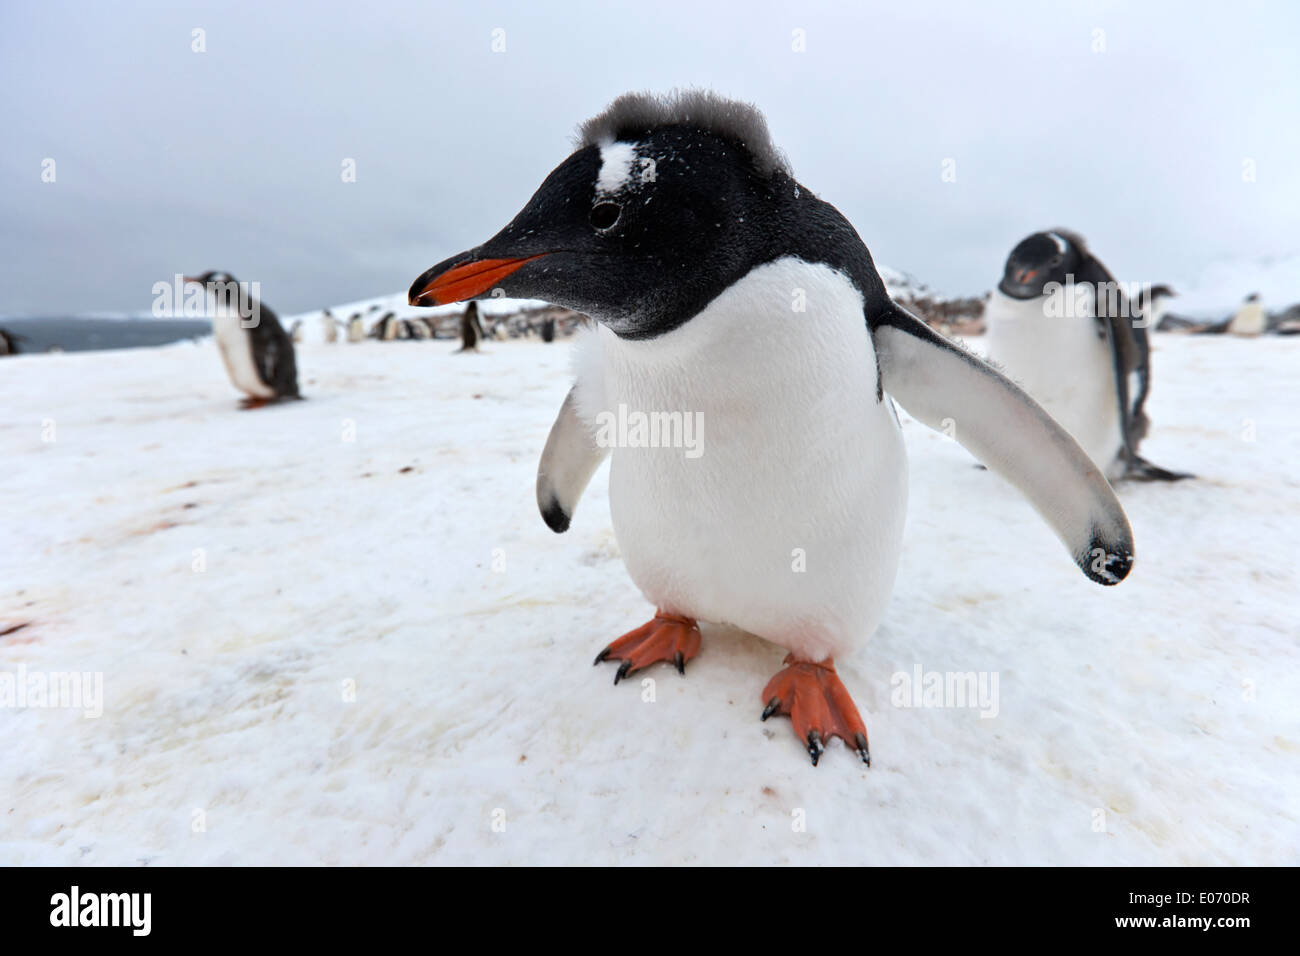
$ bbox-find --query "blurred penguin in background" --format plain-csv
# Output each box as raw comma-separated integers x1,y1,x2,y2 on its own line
457,301,485,352
1228,293,1267,336
184,271,300,408
1136,284,1177,331
984,230,1190,481
347,312,365,342
0,328,21,356
321,309,339,343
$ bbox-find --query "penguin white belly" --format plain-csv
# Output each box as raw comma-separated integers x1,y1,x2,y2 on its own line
983,290,1121,478
574,259,908,662
213,312,275,399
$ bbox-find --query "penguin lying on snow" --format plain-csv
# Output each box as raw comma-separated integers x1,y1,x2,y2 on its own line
184,272,300,407
984,231,1191,481
409,91,1134,767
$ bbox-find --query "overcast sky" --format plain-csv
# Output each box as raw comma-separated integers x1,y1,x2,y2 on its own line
2,0,1297,316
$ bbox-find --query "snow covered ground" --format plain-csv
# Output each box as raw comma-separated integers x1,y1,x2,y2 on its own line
1,330,1296,865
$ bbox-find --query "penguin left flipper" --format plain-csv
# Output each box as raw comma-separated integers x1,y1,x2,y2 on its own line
536,387,609,533
873,303,1134,585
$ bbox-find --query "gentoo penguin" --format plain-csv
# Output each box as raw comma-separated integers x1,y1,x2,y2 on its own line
372,312,400,341
408,91,1134,767
983,231,1191,481
408,314,432,339
321,309,339,343
456,301,484,352
289,318,304,344
1136,284,1177,332
346,313,365,342
185,271,300,407
1228,293,1267,336
0,327,20,356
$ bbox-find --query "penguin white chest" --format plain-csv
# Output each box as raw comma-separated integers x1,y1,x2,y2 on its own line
983,290,1121,476
212,312,274,398
574,259,908,662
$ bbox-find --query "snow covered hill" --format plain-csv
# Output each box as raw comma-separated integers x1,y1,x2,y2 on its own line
1,332,1296,864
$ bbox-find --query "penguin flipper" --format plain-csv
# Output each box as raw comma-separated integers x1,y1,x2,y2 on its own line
537,386,608,533
872,303,1134,586
1077,256,1159,476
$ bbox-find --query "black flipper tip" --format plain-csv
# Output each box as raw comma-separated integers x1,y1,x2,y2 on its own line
1082,538,1134,586
540,497,570,534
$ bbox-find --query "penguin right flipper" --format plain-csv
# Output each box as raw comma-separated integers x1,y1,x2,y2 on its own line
1076,257,1188,481
873,303,1134,585
536,387,608,533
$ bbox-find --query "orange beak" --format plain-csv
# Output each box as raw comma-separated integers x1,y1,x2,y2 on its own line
409,254,548,306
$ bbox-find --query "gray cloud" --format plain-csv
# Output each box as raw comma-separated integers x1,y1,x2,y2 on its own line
2,0,1297,315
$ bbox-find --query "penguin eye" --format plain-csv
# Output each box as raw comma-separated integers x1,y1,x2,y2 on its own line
1050,255,1062,267
590,202,621,230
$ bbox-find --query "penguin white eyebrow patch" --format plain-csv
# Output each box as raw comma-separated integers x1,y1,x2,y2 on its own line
595,142,638,195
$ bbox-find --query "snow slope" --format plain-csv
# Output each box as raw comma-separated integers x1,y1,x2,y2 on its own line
1,332,1297,865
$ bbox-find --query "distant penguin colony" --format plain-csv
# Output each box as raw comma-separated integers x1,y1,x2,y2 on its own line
185,271,301,407
982,231,1191,482
408,90,1135,767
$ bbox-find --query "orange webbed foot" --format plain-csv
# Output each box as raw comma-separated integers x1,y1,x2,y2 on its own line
594,612,702,684
761,654,870,767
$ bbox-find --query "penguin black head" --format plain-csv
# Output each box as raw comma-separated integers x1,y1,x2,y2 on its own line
186,270,237,286
997,231,1084,300
408,90,875,340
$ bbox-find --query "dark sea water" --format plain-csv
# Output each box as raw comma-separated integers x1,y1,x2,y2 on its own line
0,317,212,355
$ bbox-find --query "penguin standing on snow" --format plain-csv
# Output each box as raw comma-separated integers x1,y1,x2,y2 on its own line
321,309,339,343
346,313,365,342
185,272,300,407
1228,293,1266,336
983,231,1191,481
456,301,485,352
408,91,1134,767
0,328,21,356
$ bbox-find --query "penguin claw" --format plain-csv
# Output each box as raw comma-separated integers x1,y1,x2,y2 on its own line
760,655,871,768
807,730,824,766
595,612,702,684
